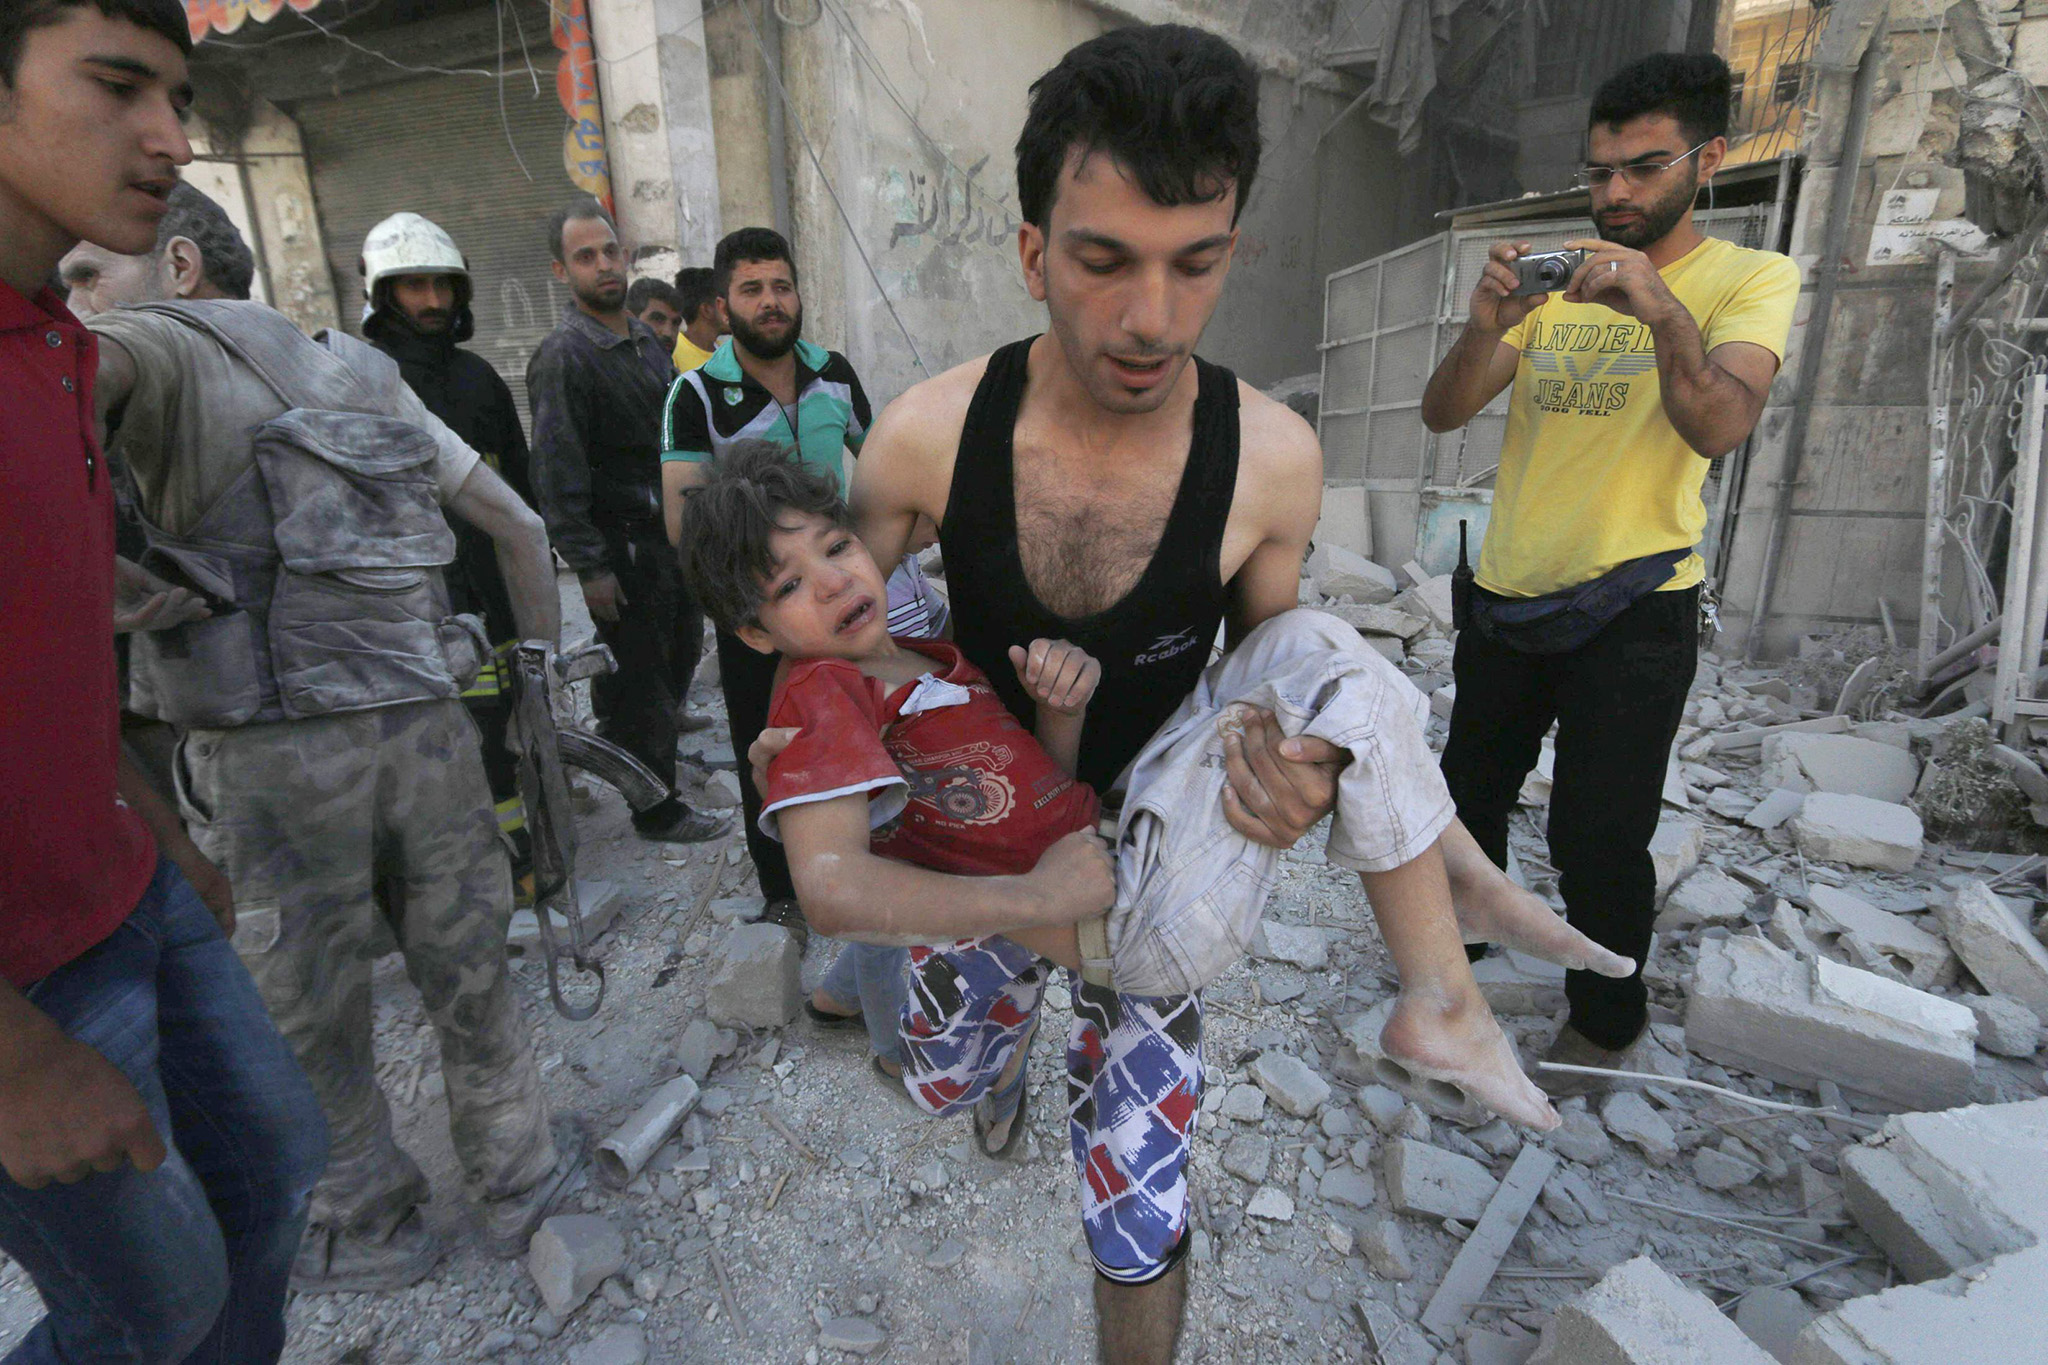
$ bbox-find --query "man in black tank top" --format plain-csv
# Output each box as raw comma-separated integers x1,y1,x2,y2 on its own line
769,25,1621,1364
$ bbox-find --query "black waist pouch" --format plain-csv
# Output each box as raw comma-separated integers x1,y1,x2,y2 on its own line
1469,547,1690,654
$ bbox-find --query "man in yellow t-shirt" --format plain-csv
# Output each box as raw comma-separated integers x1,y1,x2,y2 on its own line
1421,52,1798,1093
671,265,726,372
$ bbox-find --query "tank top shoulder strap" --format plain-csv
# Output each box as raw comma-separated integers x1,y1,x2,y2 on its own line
1157,355,1242,592
943,337,1036,542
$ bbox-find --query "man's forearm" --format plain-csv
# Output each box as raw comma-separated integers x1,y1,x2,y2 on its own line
1647,306,1761,458
1037,708,1085,778
797,848,1062,946
0,978,65,1079
498,520,563,646
1421,322,1506,432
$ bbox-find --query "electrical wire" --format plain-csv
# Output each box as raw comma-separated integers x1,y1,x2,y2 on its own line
736,0,930,376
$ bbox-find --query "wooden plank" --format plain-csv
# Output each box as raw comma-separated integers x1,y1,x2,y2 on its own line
1419,1145,1559,1340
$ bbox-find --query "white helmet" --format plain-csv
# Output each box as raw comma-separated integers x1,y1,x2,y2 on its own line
360,212,468,301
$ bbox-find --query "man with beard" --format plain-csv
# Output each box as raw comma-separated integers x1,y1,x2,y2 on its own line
361,212,536,870
528,198,724,845
659,226,873,938
1421,52,1797,1093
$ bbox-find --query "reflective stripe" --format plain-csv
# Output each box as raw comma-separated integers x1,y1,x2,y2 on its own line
495,795,526,834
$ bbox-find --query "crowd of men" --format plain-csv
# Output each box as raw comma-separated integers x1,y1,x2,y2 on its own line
0,0,1795,1361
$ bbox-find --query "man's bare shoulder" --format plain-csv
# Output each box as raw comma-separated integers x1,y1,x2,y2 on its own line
868,353,992,456
1234,379,1323,494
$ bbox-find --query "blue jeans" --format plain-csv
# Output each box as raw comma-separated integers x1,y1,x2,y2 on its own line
0,859,329,1364
818,942,910,1065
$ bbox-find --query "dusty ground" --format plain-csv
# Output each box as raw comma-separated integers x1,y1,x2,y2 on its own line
4,574,2045,1364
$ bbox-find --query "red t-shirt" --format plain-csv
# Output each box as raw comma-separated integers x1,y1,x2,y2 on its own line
0,282,156,987
762,639,1098,877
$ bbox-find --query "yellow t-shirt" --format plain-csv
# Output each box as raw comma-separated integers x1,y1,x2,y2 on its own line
1482,235,1800,598
673,334,716,373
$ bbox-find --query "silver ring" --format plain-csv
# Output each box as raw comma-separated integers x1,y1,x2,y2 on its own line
1610,261,1619,273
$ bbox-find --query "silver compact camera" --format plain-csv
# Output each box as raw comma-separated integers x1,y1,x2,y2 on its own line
1510,248,1589,296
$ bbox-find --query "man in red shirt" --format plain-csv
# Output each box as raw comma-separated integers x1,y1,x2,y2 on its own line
0,4,326,1361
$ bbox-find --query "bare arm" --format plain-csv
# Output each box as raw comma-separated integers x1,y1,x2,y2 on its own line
661,459,706,549
1556,238,1779,459
1006,638,1100,778
1421,241,1537,433
0,974,167,1189
848,363,979,575
779,793,1113,945
446,460,561,647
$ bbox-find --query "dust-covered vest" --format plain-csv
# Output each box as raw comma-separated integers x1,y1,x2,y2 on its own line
124,300,489,728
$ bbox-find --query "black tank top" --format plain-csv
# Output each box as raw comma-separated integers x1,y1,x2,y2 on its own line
940,337,1240,795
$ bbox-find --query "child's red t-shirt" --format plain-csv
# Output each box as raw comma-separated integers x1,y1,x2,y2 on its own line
761,639,1099,876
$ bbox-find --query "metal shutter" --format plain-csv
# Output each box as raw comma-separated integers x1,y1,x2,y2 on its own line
295,69,576,426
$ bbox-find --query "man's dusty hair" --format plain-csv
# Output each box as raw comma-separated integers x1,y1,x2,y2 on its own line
676,439,854,632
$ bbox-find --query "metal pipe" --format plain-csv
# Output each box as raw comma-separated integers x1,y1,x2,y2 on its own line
1744,17,1888,660
1919,250,1958,680
1921,614,2002,680
594,1074,700,1188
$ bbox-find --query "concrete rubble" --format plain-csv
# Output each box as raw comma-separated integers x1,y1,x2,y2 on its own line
41,574,2041,1363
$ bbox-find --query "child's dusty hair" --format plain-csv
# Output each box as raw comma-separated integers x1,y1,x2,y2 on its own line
675,439,855,632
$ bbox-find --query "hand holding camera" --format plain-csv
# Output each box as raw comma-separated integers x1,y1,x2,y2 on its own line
1469,241,1553,334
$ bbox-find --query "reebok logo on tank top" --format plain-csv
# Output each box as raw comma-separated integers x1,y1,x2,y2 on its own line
1135,627,1201,666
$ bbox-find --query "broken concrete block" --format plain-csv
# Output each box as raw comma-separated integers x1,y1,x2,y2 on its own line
1318,1165,1375,1210
1694,1145,1762,1191
1245,1186,1295,1221
1790,794,1924,873
1791,1242,2048,1365
1357,1218,1414,1280
1768,900,1819,959
1307,543,1397,605
1735,1285,1814,1363
1964,993,2041,1057
817,1318,887,1356
1685,936,1976,1113
1838,1098,2048,1282
1527,1257,1777,1365
1761,733,1920,804
1745,788,1807,831
1385,1138,1499,1222
1219,1083,1267,1122
568,1325,648,1365
1935,881,2048,1021
1341,999,1490,1127
1706,787,1759,821
1600,1092,1678,1166
704,923,802,1029
672,1018,732,1083
1316,484,1370,556
1220,1132,1271,1184
1391,574,1455,632
1546,1108,1614,1167
508,879,620,950
1248,920,1329,971
1649,819,1704,896
1431,684,1456,721
699,769,743,809
1656,868,1755,932
1249,1051,1330,1118
1323,602,1428,641
1804,886,1957,990
706,896,763,925
528,1214,626,1317
1467,1330,1541,1365
1473,949,1568,1016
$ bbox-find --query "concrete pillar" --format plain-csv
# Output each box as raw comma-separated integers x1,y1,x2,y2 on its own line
587,0,723,280
704,0,781,246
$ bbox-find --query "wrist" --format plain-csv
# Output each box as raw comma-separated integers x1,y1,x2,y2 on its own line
0,989,64,1082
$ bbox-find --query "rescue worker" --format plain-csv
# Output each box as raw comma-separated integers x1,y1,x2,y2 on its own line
71,187,575,1292
361,212,536,877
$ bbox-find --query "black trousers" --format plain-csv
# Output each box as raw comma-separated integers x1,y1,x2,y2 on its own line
591,529,680,806
715,627,795,902
1440,586,1698,1051
669,584,704,708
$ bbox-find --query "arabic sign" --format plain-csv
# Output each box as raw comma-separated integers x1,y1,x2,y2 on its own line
1866,186,1991,266
552,0,614,217
183,0,325,42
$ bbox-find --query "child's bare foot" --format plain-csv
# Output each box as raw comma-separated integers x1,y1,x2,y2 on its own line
1439,822,1635,978
1379,987,1560,1132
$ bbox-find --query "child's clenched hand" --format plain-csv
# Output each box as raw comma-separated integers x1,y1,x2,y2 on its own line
1007,639,1100,717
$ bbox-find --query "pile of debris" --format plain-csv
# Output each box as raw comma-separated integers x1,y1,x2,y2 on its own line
1281,544,2048,1363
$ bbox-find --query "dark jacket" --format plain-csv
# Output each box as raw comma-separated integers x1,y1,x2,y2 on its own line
524,304,676,578
365,305,533,645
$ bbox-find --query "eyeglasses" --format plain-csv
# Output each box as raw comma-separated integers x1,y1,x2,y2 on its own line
1574,140,1712,191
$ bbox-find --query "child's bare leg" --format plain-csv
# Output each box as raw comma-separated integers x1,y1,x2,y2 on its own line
1438,819,1635,978
1358,846,1559,1131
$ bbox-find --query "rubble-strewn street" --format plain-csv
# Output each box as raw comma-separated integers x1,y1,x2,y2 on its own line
7,555,2047,1365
